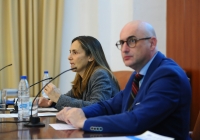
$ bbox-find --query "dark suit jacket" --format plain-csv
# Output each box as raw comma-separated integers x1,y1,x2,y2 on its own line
82,52,191,140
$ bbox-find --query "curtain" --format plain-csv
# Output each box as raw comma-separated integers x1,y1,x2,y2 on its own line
0,0,64,96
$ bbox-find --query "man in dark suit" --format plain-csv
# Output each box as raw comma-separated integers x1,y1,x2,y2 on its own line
56,20,191,140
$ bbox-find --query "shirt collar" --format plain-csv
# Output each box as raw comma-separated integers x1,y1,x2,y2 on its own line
139,52,158,76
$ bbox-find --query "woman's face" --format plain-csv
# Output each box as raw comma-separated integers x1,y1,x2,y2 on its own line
68,40,92,77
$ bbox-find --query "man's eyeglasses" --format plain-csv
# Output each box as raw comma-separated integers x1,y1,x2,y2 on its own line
115,36,151,50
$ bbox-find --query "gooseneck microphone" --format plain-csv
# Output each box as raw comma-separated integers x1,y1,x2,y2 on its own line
0,64,12,71
29,77,53,88
24,67,77,127
10,77,53,114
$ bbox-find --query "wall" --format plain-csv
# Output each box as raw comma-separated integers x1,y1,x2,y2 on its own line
59,0,166,94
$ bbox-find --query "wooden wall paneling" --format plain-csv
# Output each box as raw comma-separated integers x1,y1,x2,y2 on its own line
188,0,200,130
167,0,185,64
167,0,200,130
184,0,195,129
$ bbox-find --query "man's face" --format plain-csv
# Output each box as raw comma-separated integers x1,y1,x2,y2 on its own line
119,24,152,72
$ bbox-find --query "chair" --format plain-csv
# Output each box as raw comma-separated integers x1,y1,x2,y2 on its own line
113,71,133,90
190,111,200,140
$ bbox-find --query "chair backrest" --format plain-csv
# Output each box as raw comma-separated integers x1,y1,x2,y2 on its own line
113,71,133,90
192,111,200,140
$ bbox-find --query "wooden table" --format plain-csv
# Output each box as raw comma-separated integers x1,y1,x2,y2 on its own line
0,110,132,139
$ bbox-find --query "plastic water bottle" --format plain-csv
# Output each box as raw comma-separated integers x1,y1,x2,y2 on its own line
18,76,29,121
42,71,50,98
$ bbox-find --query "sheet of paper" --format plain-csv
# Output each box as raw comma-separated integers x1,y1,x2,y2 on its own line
0,112,57,118
45,136,139,140
135,131,174,140
49,123,77,130
38,107,58,112
6,108,14,110
38,112,57,116
49,124,140,140
6,107,58,112
0,114,17,118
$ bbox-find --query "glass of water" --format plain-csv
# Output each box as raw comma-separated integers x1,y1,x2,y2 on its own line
0,90,6,110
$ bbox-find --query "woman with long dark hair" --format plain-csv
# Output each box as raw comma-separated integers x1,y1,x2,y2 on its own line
39,36,120,110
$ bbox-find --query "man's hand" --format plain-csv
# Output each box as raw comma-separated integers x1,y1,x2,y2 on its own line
56,107,86,129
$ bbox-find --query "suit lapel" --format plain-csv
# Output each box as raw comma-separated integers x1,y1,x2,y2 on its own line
133,52,166,105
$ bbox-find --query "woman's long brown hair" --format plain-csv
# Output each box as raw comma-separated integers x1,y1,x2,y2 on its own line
71,36,120,98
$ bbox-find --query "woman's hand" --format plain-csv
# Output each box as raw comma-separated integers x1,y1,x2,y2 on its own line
43,83,61,102
38,97,53,107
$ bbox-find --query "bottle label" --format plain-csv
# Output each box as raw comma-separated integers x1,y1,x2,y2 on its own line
19,103,28,108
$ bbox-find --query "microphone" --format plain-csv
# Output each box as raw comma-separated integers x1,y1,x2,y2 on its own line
10,77,53,113
0,64,12,71
24,67,77,127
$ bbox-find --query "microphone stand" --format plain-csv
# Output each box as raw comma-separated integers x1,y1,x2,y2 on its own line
0,64,12,111
24,67,77,127
10,98,18,113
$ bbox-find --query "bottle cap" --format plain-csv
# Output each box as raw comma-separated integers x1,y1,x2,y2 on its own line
44,71,48,74
21,76,27,79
